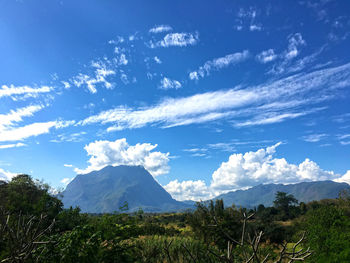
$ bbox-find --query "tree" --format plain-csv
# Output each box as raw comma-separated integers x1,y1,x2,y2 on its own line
273,191,298,219
305,205,350,262
0,174,63,218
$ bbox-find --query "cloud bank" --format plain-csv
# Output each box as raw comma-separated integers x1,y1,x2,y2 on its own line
164,143,350,201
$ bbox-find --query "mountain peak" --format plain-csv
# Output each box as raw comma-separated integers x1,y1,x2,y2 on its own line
62,165,189,213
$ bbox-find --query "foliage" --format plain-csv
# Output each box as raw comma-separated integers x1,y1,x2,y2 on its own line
4,175,350,263
0,174,63,219
304,204,350,262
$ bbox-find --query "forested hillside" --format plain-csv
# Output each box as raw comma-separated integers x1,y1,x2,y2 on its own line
1,175,350,262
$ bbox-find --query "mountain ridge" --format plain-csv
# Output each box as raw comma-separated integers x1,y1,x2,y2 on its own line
215,180,350,208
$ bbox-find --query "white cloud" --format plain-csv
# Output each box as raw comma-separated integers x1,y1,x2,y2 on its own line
50,131,86,143
73,61,116,93
0,120,75,142
335,171,350,184
256,49,277,63
285,33,306,60
159,77,182,90
63,164,73,167
61,177,73,186
75,138,170,177
250,25,262,31
149,25,173,34
0,85,52,99
154,56,162,64
118,54,128,66
80,63,350,131
269,33,310,75
0,105,44,131
0,104,75,143
210,142,336,192
234,7,262,32
165,143,349,201
302,133,327,142
189,50,249,80
207,142,236,152
0,122,57,142
163,179,212,201
150,32,199,48
0,168,17,181
61,81,71,89
0,143,26,149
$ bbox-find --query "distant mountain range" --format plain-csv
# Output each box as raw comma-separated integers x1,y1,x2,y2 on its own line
61,165,191,213
215,180,350,208
61,165,350,213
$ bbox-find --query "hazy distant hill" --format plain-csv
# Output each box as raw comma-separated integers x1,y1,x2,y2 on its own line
62,165,190,213
215,181,350,208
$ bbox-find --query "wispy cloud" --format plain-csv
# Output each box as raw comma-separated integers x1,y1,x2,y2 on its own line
285,33,306,60
234,7,263,32
256,49,277,63
50,131,87,143
0,118,75,143
72,61,116,93
0,85,52,100
189,50,250,80
0,143,26,149
149,32,199,48
302,133,328,142
80,63,350,131
159,77,182,90
149,25,173,34
337,134,350,145
0,105,44,131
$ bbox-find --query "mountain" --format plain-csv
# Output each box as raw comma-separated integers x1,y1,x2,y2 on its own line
61,165,190,213
215,181,350,208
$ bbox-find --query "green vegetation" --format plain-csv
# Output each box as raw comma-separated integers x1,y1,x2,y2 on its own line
1,175,350,262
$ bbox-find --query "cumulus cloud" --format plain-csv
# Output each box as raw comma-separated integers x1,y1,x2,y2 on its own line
335,170,350,185
149,25,173,34
256,49,277,63
150,32,199,48
189,50,250,80
0,168,17,181
159,77,182,90
80,63,350,131
0,85,52,99
163,179,212,201
75,138,170,177
210,142,335,192
165,143,349,201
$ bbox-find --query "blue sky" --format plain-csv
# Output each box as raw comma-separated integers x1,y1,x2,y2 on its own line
1,0,350,200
